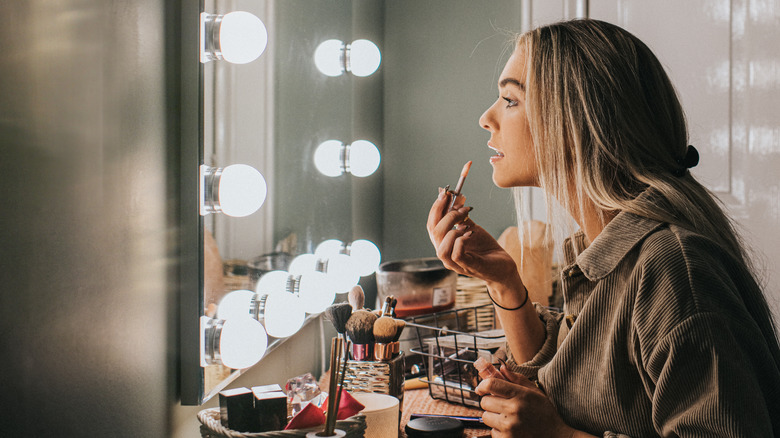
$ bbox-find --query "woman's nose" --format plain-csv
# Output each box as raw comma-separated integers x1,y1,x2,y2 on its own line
479,105,493,131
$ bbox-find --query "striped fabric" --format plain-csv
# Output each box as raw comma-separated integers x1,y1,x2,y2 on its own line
509,211,780,437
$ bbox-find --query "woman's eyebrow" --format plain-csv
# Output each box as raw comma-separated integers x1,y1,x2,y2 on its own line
499,77,524,91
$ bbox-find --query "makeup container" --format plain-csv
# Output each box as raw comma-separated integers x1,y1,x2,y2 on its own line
376,258,457,317
251,386,289,432
405,416,464,438
219,387,257,432
351,392,400,438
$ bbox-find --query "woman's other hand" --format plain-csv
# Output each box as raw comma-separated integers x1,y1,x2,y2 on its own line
476,367,578,438
426,188,518,285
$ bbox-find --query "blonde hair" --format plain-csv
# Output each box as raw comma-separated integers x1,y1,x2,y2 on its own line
512,19,778,340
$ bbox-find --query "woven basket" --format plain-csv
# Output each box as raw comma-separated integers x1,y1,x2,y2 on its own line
198,408,367,438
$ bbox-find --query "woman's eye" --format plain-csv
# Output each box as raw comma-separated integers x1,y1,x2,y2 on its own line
503,97,518,108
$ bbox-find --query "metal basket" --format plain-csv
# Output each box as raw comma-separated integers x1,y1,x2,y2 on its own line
404,304,505,408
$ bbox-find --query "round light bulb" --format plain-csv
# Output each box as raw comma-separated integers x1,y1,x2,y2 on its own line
289,254,320,274
218,164,267,217
255,270,291,295
349,239,381,276
348,39,381,77
261,292,305,338
314,140,344,177
348,140,381,177
219,12,268,64
314,39,345,77
325,253,360,294
315,239,345,259
298,271,336,313
216,289,255,320
219,317,268,369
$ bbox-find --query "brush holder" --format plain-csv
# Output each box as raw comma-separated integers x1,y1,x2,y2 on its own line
341,352,405,410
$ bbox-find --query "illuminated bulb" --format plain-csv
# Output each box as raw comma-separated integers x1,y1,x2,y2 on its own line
349,239,381,276
348,140,381,177
255,268,335,315
298,271,336,313
217,289,255,320
202,316,268,369
347,39,381,77
313,140,345,177
219,317,268,369
201,11,268,64
289,254,320,274
313,140,380,178
201,164,267,217
216,289,305,338
314,39,345,77
256,270,290,294
315,239,345,259
260,291,306,337
326,253,361,294
314,39,381,77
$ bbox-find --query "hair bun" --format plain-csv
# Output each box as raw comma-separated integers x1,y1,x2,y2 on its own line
674,145,699,176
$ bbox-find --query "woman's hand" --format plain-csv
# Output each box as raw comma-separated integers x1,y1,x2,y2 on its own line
476,367,577,438
426,188,518,285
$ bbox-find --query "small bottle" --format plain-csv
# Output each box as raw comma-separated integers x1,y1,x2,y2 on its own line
474,357,504,380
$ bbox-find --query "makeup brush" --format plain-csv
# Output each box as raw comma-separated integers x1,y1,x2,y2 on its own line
390,319,405,356
373,316,398,361
324,337,343,436
379,295,393,316
389,297,398,318
392,319,405,342
348,285,365,311
345,310,377,361
448,161,473,211
325,302,352,337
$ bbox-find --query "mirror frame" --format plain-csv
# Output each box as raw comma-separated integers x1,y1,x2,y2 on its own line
179,0,205,406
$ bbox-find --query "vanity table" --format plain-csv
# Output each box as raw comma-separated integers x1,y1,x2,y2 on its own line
400,389,488,438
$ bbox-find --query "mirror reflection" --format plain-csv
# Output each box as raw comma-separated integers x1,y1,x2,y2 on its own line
197,0,523,403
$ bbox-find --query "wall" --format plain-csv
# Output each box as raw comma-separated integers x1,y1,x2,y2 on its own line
382,0,525,262
0,1,175,436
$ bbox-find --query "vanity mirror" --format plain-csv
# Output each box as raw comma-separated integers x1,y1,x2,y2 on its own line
182,0,525,405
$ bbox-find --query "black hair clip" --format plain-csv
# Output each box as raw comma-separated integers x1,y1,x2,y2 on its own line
673,145,699,177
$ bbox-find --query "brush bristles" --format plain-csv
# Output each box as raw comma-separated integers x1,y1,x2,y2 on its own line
345,310,377,344
392,319,406,342
325,302,352,334
348,285,365,311
373,316,397,344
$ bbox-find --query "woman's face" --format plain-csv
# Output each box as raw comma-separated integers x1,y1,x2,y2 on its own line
479,48,538,188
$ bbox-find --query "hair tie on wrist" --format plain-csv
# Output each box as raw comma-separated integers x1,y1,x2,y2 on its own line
673,145,699,177
487,286,529,311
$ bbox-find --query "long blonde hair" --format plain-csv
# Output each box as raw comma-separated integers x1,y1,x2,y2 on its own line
513,19,778,341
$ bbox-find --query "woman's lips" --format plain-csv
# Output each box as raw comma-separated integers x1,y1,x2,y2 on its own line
488,143,504,163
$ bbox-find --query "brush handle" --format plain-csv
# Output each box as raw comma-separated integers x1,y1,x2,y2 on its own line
325,338,341,435
374,343,393,361
351,343,373,361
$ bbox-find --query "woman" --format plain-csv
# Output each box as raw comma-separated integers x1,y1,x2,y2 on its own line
427,19,780,437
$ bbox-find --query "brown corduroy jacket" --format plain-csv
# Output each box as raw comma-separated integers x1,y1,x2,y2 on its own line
510,211,780,437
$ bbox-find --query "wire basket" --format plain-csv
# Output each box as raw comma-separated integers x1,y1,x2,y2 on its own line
404,303,505,408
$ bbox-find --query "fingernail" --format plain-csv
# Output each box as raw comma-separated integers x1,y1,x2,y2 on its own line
464,230,473,237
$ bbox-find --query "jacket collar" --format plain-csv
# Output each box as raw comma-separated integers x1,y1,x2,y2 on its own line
562,210,664,281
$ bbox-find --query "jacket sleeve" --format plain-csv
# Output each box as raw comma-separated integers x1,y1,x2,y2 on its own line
506,303,564,378
633,231,778,436
641,312,776,437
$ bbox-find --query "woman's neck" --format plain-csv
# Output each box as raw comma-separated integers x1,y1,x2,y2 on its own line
569,197,618,243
